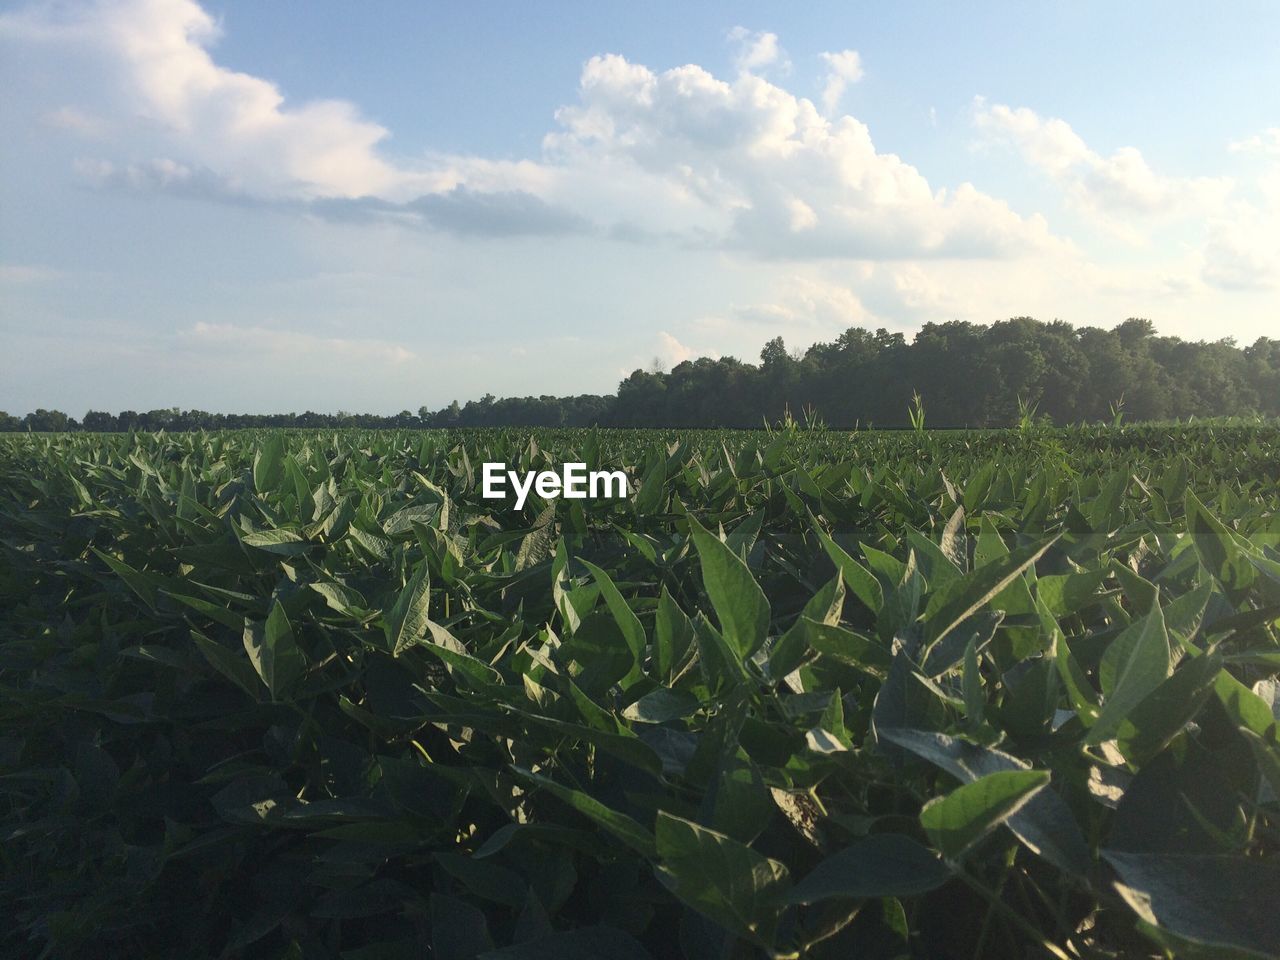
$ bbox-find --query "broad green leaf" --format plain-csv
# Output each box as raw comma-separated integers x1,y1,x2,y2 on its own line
789,833,951,904
879,728,1091,877
920,769,1050,861
770,575,845,679
1090,601,1171,745
253,433,286,495
242,600,306,700
581,558,646,681
814,524,883,615
654,812,790,945
1186,489,1254,591
1104,850,1280,960
654,585,693,681
924,537,1058,643
1115,653,1222,764
687,515,771,660
92,548,160,610
384,564,431,655
1036,568,1109,617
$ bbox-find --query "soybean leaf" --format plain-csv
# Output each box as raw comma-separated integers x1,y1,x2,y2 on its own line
920,769,1050,862
1090,601,1171,745
924,538,1059,643
789,833,951,904
1104,850,1280,960
253,434,286,495
687,516,770,660
654,812,790,945
242,601,305,700
384,564,431,656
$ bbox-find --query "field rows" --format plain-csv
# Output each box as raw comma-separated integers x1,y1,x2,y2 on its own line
2,423,1279,959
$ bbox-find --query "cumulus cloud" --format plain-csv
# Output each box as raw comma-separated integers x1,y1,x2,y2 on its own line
545,55,1061,259
1,0,435,200
656,331,696,367
3,1,1059,259
818,50,863,116
1229,128,1280,156
973,98,1233,235
728,27,787,74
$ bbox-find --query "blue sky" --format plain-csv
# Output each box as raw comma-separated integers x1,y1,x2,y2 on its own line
2,0,1277,415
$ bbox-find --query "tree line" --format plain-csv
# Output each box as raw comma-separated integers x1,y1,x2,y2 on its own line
4,318,1277,432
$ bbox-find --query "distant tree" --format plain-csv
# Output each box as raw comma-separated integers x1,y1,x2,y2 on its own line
10,318,1276,432
82,410,118,432
23,409,70,432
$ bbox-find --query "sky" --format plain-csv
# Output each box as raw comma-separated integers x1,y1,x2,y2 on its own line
1,0,1278,415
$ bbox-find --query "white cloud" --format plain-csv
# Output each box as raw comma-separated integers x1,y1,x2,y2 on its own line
1,0,437,200
728,27,787,74
545,56,1062,259
10,0,1274,353
656,331,695,366
3,1,1062,261
973,99,1233,235
818,50,863,116
1229,128,1280,156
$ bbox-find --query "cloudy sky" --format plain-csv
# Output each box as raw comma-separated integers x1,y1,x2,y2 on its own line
2,0,1277,415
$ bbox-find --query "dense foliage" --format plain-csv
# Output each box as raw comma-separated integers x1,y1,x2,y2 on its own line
4,317,1279,433
2,423,1279,959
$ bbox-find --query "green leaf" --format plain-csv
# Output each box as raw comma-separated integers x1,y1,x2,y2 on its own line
1036,568,1109,617
654,812,790,945
192,628,262,699
383,564,431,656
253,433,286,495
581,558,646,681
962,636,984,730
1104,851,1280,960
431,893,494,960
654,585,694,681
924,537,1058,643
1115,653,1222,764
880,728,1091,877
1215,671,1280,743
770,575,844,679
1090,601,1171,745
805,620,891,675
1186,488,1254,591
92,548,160,610
920,769,1050,862
622,687,701,724
242,600,306,700
788,833,952,904
814,524,883,615
687,515,771,660
241,528,311,556
633,456,666,515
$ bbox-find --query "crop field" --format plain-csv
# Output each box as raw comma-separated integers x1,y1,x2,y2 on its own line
2,423,1280,960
